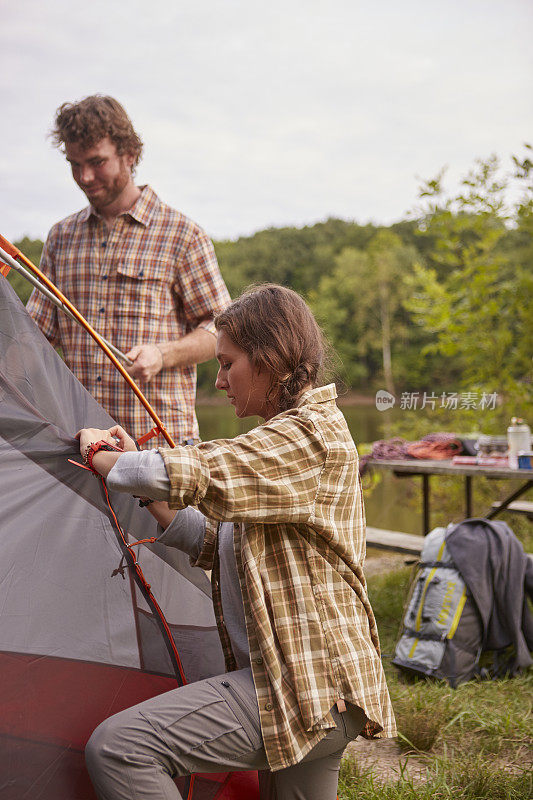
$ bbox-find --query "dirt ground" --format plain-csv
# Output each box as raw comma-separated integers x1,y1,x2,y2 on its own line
363,551,414,577
344,736,429,784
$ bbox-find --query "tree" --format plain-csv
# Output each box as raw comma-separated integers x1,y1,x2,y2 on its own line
406,152,532,410
309,231,417,392
213,218,381,300
6,238,44,305
367,231,416,395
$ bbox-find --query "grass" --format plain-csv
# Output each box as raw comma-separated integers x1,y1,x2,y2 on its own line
339,756,533,800
338,568,533,799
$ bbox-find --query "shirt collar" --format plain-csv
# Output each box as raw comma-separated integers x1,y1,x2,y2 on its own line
82,185,160,227
296,383,338,408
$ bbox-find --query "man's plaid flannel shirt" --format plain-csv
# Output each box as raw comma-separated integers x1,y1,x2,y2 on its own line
160,384,396,771
26,186,230,445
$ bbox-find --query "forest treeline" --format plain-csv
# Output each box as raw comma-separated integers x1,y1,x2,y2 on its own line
8,151,532,410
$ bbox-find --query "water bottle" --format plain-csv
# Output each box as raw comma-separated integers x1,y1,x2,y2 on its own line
507,418,531,469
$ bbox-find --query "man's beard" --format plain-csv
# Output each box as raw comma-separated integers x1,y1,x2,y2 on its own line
86,166,131,210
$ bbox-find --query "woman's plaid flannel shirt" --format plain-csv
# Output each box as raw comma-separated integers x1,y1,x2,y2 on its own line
160,384,396,771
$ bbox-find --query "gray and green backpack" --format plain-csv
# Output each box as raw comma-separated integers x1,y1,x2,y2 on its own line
392,526,483,687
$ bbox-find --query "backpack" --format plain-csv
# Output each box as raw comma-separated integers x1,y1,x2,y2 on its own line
392,526,483,687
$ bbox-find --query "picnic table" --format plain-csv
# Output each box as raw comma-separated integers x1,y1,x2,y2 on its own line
365,458,533,536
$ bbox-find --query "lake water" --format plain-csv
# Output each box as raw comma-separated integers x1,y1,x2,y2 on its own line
196,402,424,536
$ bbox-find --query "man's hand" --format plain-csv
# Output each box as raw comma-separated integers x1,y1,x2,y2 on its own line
126,328,216,379
125,344,164,383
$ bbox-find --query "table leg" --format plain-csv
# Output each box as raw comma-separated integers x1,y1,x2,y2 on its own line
485,479,533,519
423,474,430,535
465,476,472,518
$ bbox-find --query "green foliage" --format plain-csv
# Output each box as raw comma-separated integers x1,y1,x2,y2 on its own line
406,151,533,414
5,237,44,305
213,149,531,409
214,217,382,299
309,231,420,392
14,236,44,267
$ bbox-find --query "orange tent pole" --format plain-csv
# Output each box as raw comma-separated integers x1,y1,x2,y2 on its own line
0,243,133,366
0,233,176,448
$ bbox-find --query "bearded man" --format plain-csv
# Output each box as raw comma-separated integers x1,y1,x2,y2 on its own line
27,95,230,445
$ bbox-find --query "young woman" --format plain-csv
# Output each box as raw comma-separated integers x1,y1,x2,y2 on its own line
77,284,396,800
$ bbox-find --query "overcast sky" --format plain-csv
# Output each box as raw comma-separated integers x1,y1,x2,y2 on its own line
2,0,532,243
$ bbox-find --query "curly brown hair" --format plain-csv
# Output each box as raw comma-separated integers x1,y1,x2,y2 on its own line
51,95,143,167
215,284,330,412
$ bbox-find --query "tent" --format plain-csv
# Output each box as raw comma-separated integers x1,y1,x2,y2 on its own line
0,273,259,798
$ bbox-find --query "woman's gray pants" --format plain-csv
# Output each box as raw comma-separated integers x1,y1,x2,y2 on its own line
85,667,367,800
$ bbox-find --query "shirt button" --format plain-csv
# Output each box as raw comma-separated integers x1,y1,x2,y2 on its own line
102,274,108,280
96,376,102,382
101,241,107,248
99,307,105,313
264,703,273,711
254,657,263,665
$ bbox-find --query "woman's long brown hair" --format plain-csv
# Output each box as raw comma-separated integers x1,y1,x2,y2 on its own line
215,284,328,412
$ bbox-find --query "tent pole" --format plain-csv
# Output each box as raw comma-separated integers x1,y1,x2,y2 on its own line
0,246,132,367
0,235,176,447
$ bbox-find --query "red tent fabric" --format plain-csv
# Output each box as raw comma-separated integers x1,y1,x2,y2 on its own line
0,275,259,799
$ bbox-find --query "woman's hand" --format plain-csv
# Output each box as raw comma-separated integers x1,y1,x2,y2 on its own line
74,427,127,479
76,427,117,456
106,425,138,452
75,425,137,457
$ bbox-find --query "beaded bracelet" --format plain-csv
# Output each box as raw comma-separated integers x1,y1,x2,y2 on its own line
84,440,124,474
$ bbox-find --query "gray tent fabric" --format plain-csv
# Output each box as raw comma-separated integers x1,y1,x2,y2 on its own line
0,275,258,799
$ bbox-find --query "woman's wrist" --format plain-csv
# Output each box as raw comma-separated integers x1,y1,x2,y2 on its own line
91,450,123,478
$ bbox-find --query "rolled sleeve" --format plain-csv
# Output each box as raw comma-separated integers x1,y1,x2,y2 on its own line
196,317,217,335
159,413,326,524
176,228,231,330
159,445,212,509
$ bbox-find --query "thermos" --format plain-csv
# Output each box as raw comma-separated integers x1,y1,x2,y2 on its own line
507,418,531,469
